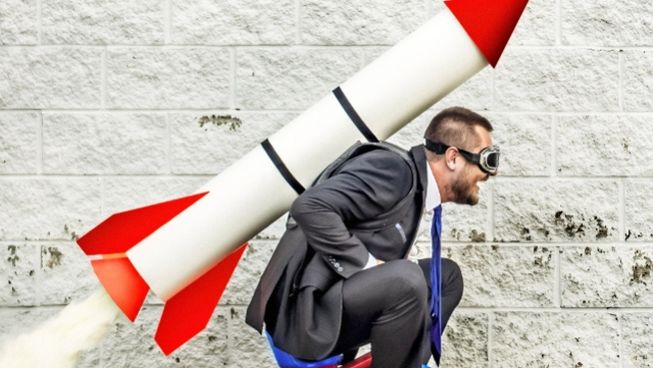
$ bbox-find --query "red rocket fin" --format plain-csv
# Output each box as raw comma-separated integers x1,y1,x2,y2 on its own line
445,0,529,67
154,243,248,355
343,353,372,368
77,192,209,256
91,256,150,321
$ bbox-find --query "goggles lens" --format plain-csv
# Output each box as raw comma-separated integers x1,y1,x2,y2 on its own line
481,146,500,174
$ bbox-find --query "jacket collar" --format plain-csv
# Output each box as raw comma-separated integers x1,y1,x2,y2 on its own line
409,144,429,204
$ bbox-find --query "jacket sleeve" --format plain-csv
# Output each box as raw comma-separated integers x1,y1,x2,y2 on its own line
289,149,413,279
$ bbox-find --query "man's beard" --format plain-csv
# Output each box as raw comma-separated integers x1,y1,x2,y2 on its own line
451,170,479,205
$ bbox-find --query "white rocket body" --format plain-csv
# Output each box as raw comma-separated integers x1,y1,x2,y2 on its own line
127,9,487,301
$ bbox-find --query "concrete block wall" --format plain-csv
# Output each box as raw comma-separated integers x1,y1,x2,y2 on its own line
0,0,651,366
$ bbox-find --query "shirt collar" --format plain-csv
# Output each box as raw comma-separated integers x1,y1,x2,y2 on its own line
425,161,441,210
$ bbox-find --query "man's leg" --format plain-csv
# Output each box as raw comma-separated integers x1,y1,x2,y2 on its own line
418,257,464,365
331,259,432,368
417,257,464,330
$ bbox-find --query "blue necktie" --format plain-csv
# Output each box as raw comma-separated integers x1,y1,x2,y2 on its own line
430,205,443,363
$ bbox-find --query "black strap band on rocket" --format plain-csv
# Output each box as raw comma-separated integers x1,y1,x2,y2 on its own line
333,87,380,143
261,139,306,195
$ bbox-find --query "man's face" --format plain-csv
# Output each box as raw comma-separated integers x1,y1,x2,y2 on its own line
451,127,493,205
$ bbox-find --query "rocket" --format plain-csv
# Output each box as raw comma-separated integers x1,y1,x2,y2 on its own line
77,0,529,356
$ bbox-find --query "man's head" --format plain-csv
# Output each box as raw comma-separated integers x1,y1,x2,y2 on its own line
424,107,497,205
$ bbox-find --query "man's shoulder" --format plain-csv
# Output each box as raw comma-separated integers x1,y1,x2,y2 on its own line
343,144,414,174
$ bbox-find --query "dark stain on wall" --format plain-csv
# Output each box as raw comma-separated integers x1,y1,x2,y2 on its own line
593,216,609,239
468,229,486,243
554,211,586,238
63,224,80,241
622,138,631,154
533,247,552,267
630,250,653,285
44,247,64,269
7,245,19,267
579,247,609,258
553,211,613,240
449,228,486,242
198,115,243,132
624,231,652,241
625,230,632,241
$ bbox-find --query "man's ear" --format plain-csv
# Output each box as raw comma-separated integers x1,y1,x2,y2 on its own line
445,147,457,170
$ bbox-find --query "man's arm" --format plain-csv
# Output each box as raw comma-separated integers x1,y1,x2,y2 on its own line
289,150,412,279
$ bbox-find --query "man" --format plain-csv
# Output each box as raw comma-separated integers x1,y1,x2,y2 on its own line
246,107,498,367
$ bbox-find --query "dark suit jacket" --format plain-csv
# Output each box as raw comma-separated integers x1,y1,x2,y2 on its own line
246,143,429,360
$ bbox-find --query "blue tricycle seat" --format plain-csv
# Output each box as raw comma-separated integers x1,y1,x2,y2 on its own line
265,331,343,368
264,330,430,368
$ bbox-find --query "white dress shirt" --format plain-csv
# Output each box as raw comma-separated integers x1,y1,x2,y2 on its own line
425,160,441,210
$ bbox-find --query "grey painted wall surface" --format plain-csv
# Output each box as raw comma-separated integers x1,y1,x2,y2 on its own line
1,0,652,366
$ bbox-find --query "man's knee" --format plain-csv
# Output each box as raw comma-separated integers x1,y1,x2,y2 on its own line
385,260,429,301
442,258,464,302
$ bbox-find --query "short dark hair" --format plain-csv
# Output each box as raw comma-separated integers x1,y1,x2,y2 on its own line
424,107,493,156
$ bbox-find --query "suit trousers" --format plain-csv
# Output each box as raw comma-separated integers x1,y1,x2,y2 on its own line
329,258,464,368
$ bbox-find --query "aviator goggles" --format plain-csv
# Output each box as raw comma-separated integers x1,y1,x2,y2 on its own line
425,139,500,175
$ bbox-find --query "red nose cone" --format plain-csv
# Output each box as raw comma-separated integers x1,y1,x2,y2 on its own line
445,0,529,67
